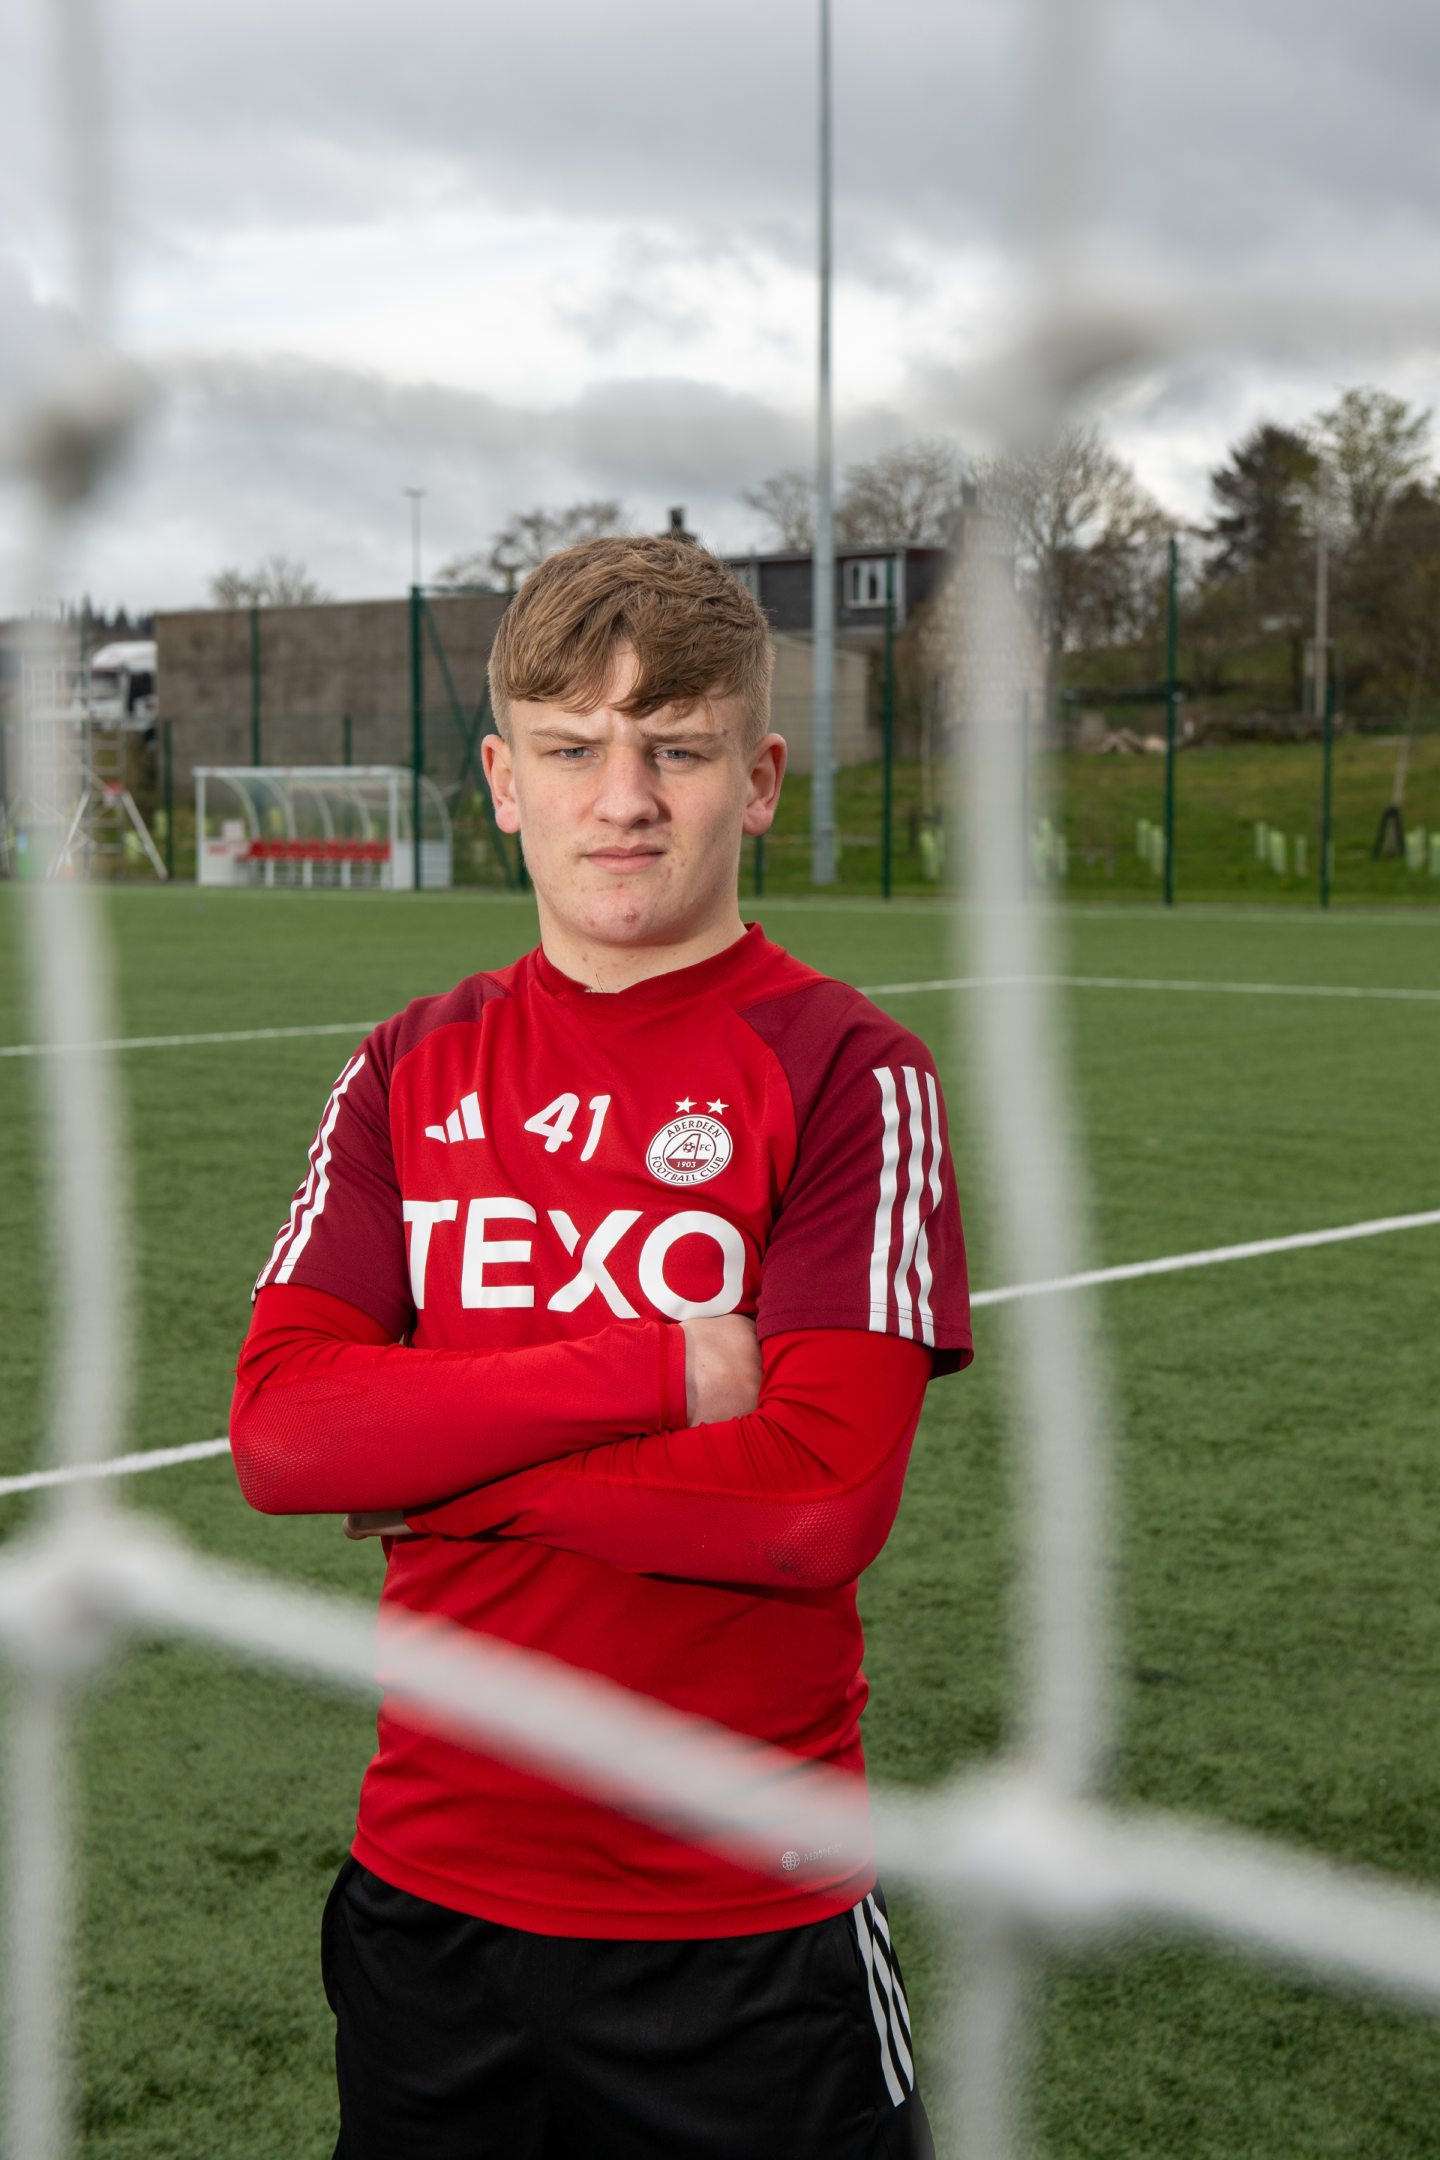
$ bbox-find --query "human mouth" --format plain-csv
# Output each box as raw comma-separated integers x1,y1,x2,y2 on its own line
585,848,665,872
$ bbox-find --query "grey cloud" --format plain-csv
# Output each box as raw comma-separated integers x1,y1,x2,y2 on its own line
28,319,1433,617
46,351,822,608
1094,0,1440,262
554,231,712,353
14,0,1438,288
7,0,1440,612
0,259,82,413
163,352,805,479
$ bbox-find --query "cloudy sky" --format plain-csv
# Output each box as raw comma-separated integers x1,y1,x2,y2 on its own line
2,0,1439,615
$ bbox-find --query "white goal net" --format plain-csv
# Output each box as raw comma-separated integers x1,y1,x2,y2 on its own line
7,4,1440,2158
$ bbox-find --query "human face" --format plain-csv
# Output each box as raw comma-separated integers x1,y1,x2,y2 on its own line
482,650,785,987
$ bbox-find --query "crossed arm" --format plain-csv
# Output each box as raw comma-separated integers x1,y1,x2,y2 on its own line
230,1285,930,1591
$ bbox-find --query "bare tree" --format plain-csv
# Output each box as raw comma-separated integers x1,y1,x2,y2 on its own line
835,440,965,545
209,556,329,606
739,470,814,553
970,426,1169,697
1314,387,1432,553
1371,484,1440,683
741,442,966,554
436,501,630,594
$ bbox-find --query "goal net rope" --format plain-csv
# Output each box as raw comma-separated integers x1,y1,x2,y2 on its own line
8,5,1440,2158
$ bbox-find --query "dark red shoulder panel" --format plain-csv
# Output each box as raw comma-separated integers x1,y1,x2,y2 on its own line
740,980,972,1372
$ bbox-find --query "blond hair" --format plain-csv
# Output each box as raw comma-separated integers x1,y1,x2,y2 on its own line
488,535,774,749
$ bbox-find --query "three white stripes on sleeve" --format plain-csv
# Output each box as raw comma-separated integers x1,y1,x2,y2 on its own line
255,1051,368,1292
868,1065,942,1348
852,1892,916,2107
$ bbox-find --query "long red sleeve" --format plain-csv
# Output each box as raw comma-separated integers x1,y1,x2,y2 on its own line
230,1284,688,1515
406,1329,932,1591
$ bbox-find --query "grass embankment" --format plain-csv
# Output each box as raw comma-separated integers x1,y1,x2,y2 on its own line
760,736,1440,906
89,728,1440,906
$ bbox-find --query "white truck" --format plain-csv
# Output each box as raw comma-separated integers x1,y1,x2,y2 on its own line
85,639,157,729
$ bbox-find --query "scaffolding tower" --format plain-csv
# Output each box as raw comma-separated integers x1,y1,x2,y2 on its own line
3,645,167,881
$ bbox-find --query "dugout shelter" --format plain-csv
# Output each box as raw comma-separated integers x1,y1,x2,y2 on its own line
196,765,452,889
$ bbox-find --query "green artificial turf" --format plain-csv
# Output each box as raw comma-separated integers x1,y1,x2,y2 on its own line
0,886,1437,2156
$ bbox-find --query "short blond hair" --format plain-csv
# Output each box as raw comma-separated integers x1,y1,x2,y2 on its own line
488,535,774,749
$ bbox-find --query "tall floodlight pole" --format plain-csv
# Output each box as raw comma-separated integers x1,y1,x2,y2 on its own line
810,0,837,885
405,486,427,591
1163,533,1179,907
1313,476,1329,722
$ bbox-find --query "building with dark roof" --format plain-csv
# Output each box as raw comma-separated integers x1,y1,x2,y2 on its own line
720,545,947,646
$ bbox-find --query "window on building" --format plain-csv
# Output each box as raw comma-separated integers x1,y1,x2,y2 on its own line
842,558,893,610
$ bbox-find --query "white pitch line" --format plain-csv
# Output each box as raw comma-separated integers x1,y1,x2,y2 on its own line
2,973,1437,1061
860,974,1440,1004
0,1020,380,1059
0,1437,232,1496
1,1207,1433,1501
970,1208,1440,1308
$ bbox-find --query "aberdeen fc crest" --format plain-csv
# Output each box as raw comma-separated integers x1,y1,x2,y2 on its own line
646,1111,733,1187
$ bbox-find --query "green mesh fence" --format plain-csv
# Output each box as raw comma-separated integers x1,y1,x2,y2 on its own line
1045,700,1172,903
38,582,1440,904
1044,718,1440,908
408,589,523,892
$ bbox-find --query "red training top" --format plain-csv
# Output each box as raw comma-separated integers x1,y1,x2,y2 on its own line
232,924,971,1938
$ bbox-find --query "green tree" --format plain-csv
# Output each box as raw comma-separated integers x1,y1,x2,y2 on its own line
1207,423,1318,594
1203,422,1319,706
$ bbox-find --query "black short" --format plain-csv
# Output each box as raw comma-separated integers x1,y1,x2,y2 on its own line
322,1859,935,2160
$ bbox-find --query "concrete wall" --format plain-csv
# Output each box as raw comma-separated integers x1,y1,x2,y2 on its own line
156,594,510,786
156,597,875,787
769,635,874,774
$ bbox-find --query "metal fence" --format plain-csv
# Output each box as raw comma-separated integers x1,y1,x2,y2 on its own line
9,703,1436,911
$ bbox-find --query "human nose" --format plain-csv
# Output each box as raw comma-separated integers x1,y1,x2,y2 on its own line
592,744,662,826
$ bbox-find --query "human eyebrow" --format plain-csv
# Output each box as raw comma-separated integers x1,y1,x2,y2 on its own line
636,721,722,747
526,722,605,746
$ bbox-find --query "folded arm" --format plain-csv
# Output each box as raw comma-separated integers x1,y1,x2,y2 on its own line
230,1283,690,1515
402,1329,932,1592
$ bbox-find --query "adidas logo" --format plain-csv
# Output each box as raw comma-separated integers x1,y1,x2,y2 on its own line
425,1091,485,1144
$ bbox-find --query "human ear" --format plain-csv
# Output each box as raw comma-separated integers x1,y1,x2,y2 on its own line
742,734,787,836
482,733,521,835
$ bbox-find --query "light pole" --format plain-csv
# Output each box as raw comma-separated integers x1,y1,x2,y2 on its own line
1313,473,1328,722
810,0,837,886
404,486,427,592
1163,532,1178,907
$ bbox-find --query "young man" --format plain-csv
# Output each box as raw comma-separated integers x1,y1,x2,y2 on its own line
231,535,971,2159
